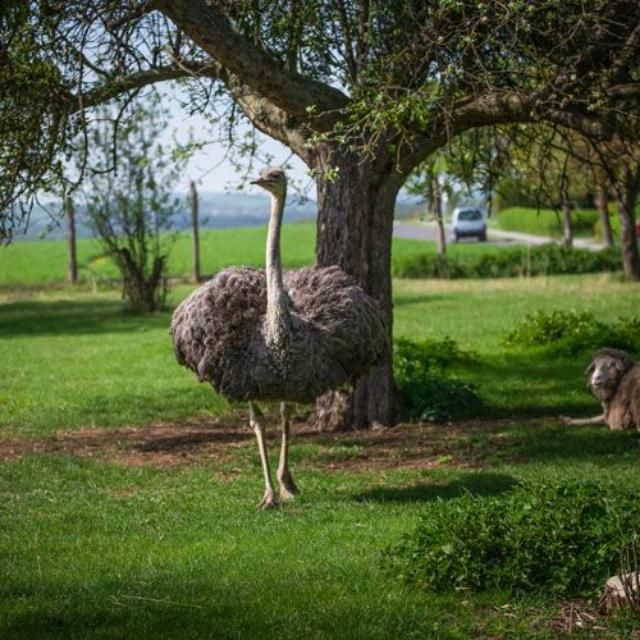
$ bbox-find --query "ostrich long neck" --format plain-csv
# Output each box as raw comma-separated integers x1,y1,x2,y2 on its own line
265,186,291,347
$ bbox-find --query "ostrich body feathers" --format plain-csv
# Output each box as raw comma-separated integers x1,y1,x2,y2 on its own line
170,265,387,403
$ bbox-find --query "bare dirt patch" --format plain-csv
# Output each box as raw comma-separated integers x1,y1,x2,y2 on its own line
0,413,529,472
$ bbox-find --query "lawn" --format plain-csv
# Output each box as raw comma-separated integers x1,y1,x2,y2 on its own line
1,272,640,639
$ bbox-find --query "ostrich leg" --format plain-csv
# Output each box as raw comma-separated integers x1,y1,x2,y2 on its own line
277,402,298,500
249,401,277,509
277,403,298,500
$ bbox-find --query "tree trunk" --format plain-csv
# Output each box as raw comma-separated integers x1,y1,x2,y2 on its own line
431,173,447,257
118,249,166,312
560,175,573,249
595,180,614,248
310,143,404,431
613,166,640,280
65,193,78,284
190,180,201,283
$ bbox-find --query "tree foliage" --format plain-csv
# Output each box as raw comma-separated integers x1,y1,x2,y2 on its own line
84,98,184,312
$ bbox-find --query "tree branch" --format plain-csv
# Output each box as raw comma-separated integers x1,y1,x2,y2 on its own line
153,0,349,129
450,91,611,140
67,59,221,112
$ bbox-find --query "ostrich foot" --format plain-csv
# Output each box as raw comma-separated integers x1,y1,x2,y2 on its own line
277,471,299,501
258,489,278,510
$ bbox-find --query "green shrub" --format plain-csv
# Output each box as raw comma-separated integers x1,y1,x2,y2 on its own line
504,309,640,355
495,207,599,237
394,338,481,421
392,244,620,279
387,480,640,596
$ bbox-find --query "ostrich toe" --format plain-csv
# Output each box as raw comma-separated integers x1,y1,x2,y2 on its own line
277,470,298,501
258,488,278,510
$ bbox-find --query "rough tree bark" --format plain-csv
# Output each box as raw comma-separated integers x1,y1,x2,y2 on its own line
595,180,615,248
613,165,640,280
310,143,405,430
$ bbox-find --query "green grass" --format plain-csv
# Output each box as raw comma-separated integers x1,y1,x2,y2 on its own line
0,287,224,437
2,273,640,638
495,207,599,238
1,223,516,288
0,224,316,286
3,275,637,437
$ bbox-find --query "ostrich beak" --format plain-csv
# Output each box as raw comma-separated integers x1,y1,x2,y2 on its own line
250,176,263,185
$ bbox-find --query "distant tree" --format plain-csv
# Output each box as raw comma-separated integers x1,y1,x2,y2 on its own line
84,100,184,312
406,157,449,256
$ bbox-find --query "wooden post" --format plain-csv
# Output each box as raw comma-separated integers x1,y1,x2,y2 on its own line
65,192,78,284
190,180,201,283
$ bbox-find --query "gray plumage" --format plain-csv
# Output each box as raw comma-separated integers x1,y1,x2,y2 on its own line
170,167,387,508
170,264,387,402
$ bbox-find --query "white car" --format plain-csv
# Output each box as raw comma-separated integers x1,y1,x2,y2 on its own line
451,207,487,242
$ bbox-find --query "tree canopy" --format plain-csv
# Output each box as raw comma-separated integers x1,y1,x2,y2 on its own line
2,1,640,238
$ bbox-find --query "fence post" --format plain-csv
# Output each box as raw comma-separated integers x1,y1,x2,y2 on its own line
190,180,201,283
65,192,78,284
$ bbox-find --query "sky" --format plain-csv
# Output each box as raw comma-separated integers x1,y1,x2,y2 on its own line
165,106,313,196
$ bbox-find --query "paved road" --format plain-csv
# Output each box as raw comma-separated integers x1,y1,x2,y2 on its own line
393,221,605,251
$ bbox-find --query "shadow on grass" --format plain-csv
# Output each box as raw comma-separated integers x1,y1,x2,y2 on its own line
0,299,171,336
508,424,640,463
358,471,518,504
462,350,599,420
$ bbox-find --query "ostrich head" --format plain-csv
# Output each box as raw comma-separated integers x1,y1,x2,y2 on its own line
250,167,287,199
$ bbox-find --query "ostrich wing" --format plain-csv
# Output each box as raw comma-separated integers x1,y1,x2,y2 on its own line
284,266,388,380
170,267,266,399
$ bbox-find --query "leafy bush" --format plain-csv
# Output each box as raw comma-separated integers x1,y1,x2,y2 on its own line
392,244,620,279
504,309,640,355
495,207,600,238
387,480,640,596
394,338,481,422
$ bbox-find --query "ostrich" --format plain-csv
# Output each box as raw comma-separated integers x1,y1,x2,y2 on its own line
170,167,387,508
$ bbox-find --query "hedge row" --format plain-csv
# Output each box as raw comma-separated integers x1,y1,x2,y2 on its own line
392,244,620,279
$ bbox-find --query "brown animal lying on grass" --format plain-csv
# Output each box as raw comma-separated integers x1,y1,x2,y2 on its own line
562,348,640,430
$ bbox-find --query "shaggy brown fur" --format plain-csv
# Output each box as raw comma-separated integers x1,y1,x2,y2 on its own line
564,348,640,430
590,348,640,430
170,265,387,403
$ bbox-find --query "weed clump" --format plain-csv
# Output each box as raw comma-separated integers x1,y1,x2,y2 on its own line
394,338,481,422
387,480,640,597
504,310,640,355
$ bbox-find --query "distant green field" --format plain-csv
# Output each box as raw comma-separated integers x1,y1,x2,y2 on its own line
494,207,599,238
0,223,505,287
